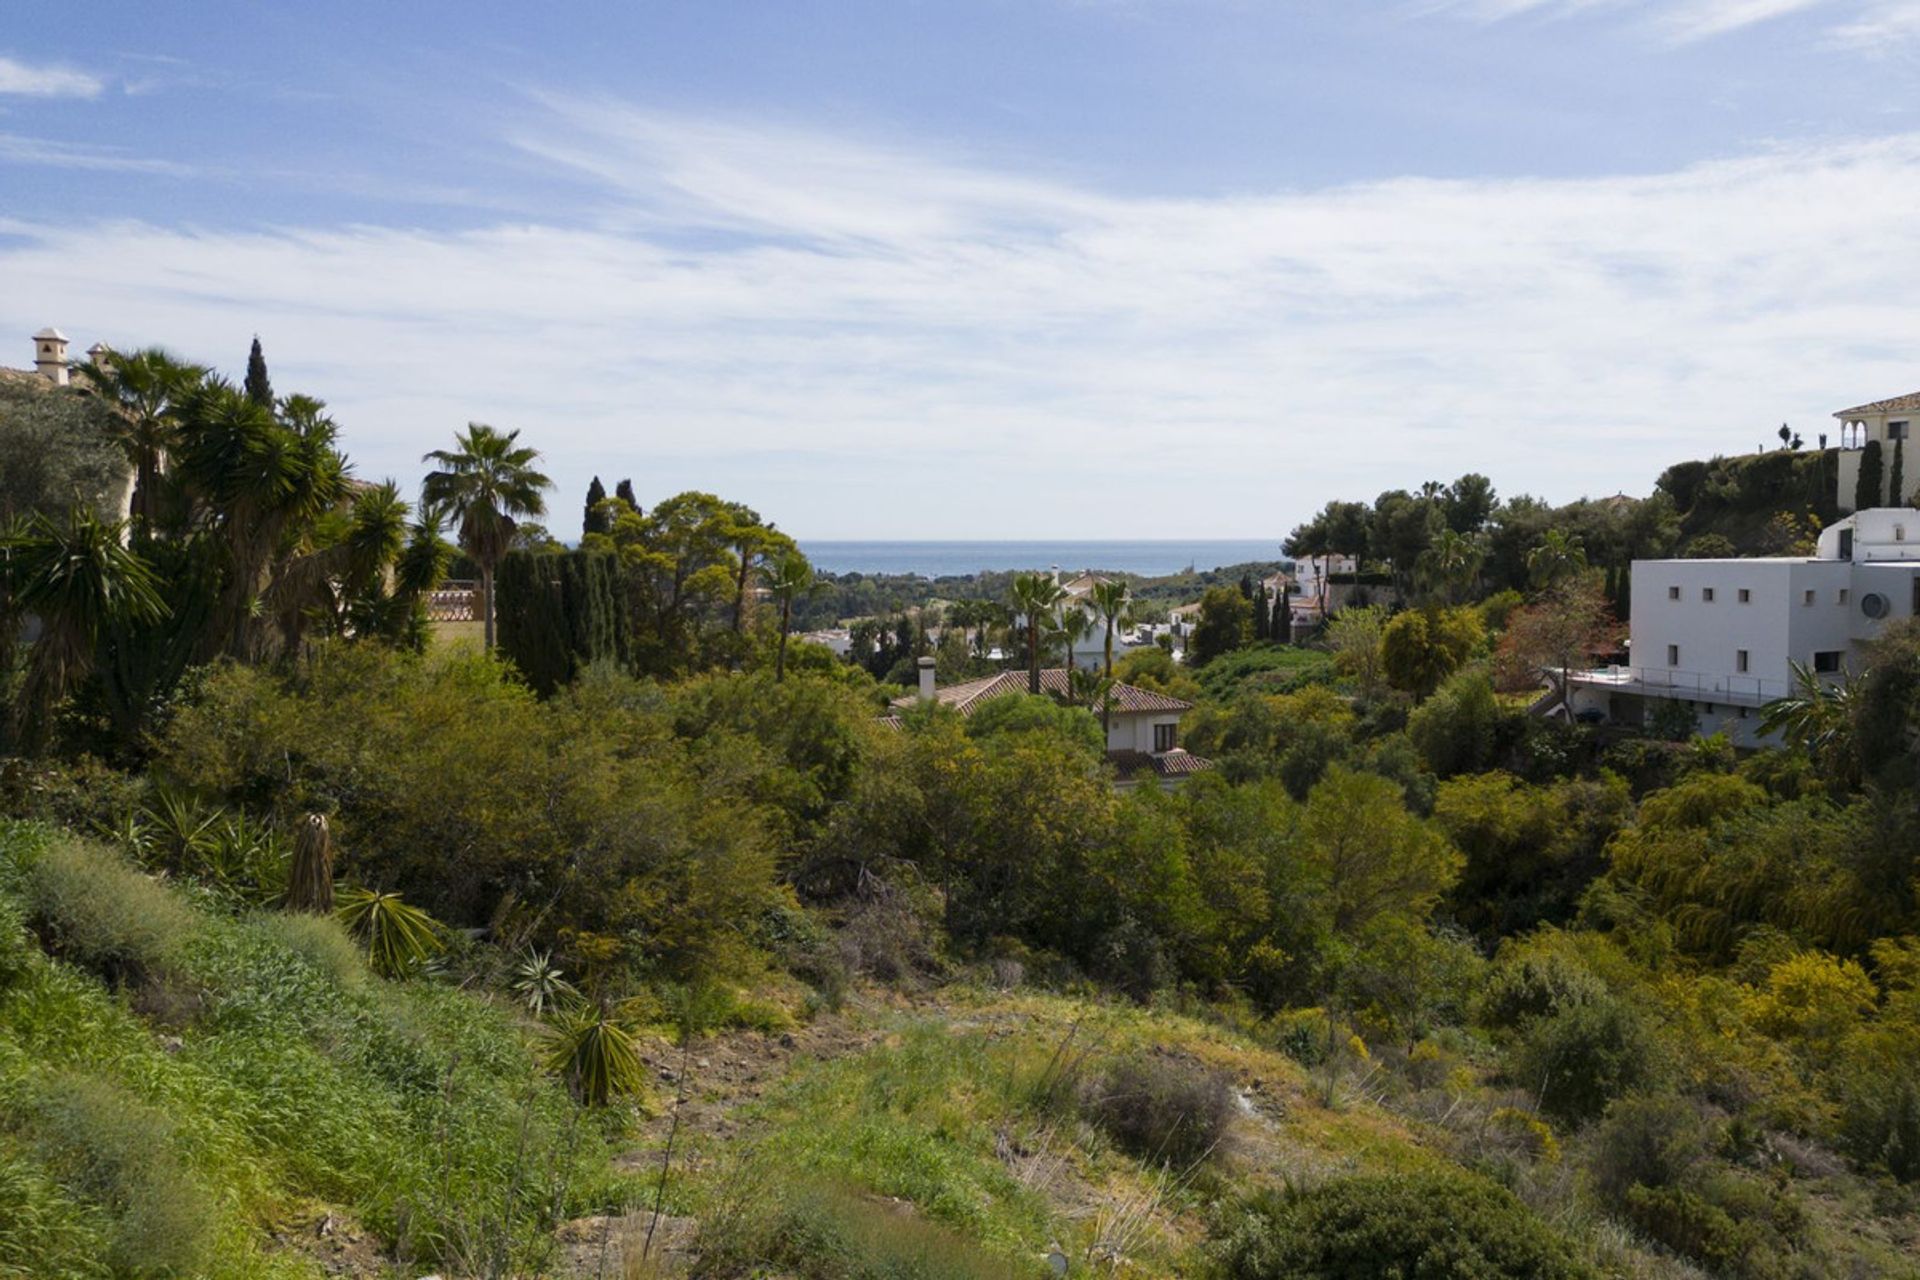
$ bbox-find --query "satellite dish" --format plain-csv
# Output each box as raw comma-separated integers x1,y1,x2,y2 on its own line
1862,592,1890,620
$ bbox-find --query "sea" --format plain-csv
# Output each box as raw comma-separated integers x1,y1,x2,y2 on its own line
798,540,1284,578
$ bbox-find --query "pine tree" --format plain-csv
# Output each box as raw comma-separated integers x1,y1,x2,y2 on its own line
583,476,610,538
615,479,641,513
1856,439,1885,510
1892,436,1907,507
244,336,273,408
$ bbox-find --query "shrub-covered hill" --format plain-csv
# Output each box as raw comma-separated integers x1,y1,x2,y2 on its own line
0,821,624,1278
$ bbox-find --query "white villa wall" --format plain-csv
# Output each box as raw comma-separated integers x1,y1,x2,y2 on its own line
1106,710,1184,754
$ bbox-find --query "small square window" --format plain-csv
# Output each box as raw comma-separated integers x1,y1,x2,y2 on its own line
1667,644,1680,667
1814,651,1843,674
1736,649,1749,673
1668,585,1681,600
1898,526,1907,543
1153,723,1177,753
1804,590,1816,606
1737,588,1751,603
1702,587,1715,602
1838,589,1850,605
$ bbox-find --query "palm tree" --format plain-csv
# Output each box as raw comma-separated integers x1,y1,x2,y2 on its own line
1056,603,1095,681
170,382,348,659
78,346,208,536
1418,529,1484,604
1526,529,1588,591
421,424,552,650
1009,571,1066,694
8,506,167,750
1759,661,1858,779
1089,578,1132,678
764,550,817,682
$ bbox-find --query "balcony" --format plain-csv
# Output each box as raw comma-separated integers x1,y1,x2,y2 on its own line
1566,664,1791,707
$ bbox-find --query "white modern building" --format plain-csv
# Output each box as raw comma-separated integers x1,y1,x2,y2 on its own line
1567,509,1920,746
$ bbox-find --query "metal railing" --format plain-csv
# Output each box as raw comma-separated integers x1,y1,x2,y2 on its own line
1569,664,1791,706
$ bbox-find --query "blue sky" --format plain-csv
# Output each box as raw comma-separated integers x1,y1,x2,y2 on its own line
3,1,1919,538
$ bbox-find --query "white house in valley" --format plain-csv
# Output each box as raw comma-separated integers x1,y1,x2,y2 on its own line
885,657,1214,784
1566,508,1920,746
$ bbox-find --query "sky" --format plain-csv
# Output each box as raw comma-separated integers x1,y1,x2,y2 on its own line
2,1,1919,540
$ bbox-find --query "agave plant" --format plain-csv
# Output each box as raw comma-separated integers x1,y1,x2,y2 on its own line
334,885,445,978
541,1001,646,1107
509,948,578,1017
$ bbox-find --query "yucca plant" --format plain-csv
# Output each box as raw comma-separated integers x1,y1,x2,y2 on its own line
334,885,444,978
509,948,577,1016
541,1001,646,1107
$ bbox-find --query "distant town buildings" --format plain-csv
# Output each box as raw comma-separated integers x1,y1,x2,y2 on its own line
886,658,1214,784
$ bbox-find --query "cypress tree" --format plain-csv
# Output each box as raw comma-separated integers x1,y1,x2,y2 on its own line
1893,436,1907,507
1856,439,1885,510
1273,586,1292,643
583,476,610,538
615,479,641,513
244,336,273,408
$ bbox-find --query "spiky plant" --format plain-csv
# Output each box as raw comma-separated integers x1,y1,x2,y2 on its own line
286,813,336,914
509,948,578,1017
334,885,444,978
542,1001,646,1107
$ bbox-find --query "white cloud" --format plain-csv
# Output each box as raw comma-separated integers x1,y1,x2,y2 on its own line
0,133,191,174
1828,0,1920,44
3,104,1920,537
0,54,103,98
1421,0,1920,43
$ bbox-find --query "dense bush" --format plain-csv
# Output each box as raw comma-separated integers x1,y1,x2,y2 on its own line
1081,1053,1236,1168
1213,1172,1595,1279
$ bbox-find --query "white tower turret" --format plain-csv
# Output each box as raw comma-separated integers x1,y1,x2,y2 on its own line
32,327,70,386
87,340,111,369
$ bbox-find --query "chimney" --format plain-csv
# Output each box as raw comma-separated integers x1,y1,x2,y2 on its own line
87,341,111,369
32,327,70,386
916,655,936,703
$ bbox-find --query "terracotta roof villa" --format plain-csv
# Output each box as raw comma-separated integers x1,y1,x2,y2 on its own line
886,660,1215,785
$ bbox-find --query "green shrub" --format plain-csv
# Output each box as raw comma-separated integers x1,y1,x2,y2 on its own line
1082,1053,1236,1168
22,838,191,987
695,1178,1037,1279
1511,994,1655,1124
1214,1171,1595,1279
1586,1093,1707,1209
16,1073,217,1277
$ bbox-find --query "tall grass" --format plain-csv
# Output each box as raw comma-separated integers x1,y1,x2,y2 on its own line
695,1178,1044,1279
0,821,622,1273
